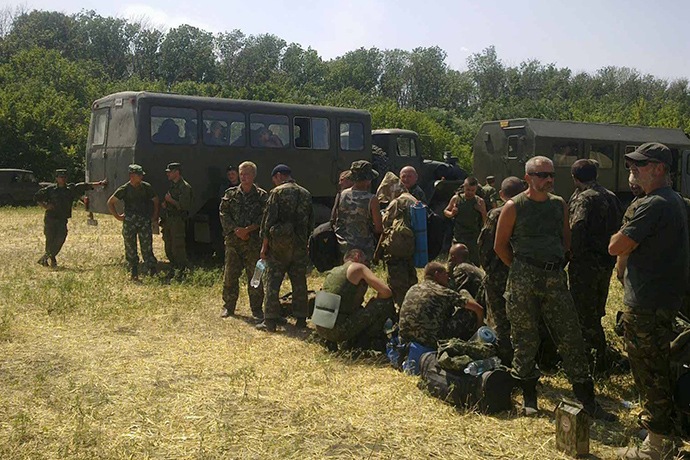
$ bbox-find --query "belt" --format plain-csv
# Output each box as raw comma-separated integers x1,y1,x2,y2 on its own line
516,256,565,272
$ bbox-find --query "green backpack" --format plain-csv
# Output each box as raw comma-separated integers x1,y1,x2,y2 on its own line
381,210,415,259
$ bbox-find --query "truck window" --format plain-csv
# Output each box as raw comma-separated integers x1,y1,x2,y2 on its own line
396,137,416,157
313,118,329,150
589,143,614,169
250,114,289,148
507,136,519,159
294,117,311,148
203,110,245,147
340,122,364,151
151,106,197,145
553,141,579,167
92,109,108,146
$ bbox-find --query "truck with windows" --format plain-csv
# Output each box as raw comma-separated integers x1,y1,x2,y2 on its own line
85,91,465,250
472,118,690,199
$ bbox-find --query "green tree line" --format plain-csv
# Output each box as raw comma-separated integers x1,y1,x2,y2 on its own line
1,8,689,179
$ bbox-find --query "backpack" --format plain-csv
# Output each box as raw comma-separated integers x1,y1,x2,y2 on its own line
309,221,339,272
381,211,415,259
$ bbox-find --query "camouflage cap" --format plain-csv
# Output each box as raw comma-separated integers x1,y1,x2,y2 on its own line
55,169,67,177
128,164,145,175
165,162,182,172
625,142,672,166
350,160,379,181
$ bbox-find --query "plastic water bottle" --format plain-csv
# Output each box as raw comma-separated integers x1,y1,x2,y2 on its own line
471,326,497,344
250,259,266,288
463,356,501,376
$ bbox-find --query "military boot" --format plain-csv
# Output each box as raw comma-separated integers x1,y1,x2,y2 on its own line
294,318,308,329
37,255,49,266
256,319,276,332
520,378,539,416
220,307,235,318
615,432,681,460
49,256,57,268
572,381,617,422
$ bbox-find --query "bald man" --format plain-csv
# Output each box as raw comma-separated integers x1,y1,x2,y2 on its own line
400,166,426,203
447,243,484,299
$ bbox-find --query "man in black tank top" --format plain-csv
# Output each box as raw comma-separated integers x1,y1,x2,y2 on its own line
494,156,615,421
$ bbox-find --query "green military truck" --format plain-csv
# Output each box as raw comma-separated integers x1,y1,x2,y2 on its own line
472,118,690,199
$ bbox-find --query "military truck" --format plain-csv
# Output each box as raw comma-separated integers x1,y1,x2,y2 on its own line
472,118,690,199
0,169,41,206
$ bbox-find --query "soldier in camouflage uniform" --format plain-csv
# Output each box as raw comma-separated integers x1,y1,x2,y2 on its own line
399,262,483,348
567,159,623,371
444,177,487,265
161,163,193,275
482,175,499,210
477,176,524,365
400,166,426,203
315,249,395,350
380,192,418,307
257,164,314,332
610,144,689,459
35,169,106,267
495,156,615,421
107,164,159,281
447,243,484,298
219,161,267,319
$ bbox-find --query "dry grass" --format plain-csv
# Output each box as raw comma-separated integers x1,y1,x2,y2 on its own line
0,206,660,459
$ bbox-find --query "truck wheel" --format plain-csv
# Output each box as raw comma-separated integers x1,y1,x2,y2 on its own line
372,145,392,188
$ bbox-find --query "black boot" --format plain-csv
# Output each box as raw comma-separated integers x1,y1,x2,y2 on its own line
572,380,617,422
520,378,539,416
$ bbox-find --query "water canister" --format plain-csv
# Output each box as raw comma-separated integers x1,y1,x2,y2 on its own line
410,202,428,268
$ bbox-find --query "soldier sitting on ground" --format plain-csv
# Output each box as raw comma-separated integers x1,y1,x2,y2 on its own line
315,249,396,351
447,243,484,299
399,262,484,349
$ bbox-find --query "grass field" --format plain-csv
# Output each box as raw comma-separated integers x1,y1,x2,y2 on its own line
0,206,669,459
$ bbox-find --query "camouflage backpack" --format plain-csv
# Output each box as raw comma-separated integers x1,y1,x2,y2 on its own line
381,208,415,259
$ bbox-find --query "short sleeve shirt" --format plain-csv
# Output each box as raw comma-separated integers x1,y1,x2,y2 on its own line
113,181,156,219
621,186,689,310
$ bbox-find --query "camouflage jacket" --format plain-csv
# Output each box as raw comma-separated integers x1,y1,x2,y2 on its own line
34,182,93,220
334,188,375,256
399,280,477,348
448,262,485,299
165,178,193,220
220,184,267,244
260,180,314,253
568,182,623,268
481,185,499,209
477,206,508,276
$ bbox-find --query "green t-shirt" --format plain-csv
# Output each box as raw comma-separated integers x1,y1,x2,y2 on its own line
113,181,156,219
511,191,565,263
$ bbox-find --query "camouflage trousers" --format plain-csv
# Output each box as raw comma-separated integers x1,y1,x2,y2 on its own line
505,258,591,384
263,252,309,321
453,234,480,266
316,297,396,347
162,216,189,269
223,237,263,315
386,257,418,308
122,215,157,276
569,262,612,363
622,306,678,436
43,216,68,258
484,269,513,365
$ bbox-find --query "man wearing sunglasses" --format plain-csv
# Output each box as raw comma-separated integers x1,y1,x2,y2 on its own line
495,156,615,421
610,143,689,459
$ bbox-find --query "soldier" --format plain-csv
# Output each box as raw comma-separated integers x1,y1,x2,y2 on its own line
380,192,418,307
399,262,483,348
257,164,314,332
35,169,106,267
610,143,689,459
219,161,267,319
161,162,193,277
334,160,382,261
494,156,615,421
568,159,623,371
447,243,484,298
107,164,159,281
615,181,646,284
315,249,395,350
477,176,524,365
399,166,426,203
482,175,499,209
444,176,487,266
218,165,239,198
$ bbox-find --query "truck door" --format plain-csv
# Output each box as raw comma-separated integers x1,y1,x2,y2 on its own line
682,150,690,198
85,108,109,213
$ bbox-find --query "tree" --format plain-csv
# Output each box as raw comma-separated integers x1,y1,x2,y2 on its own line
327,47,382,94
160,24,216,84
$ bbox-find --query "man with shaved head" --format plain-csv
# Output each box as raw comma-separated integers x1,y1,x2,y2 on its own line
399,166,426,203
447,243,484,299
444,176,487,265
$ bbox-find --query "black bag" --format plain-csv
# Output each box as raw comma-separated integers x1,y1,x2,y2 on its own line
309,221,339,272
418,352,514,414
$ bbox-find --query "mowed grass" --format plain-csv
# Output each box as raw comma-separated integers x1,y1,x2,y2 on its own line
0,205,659,459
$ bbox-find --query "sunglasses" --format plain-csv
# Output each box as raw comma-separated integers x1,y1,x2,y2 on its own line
528,171,556,179
625,159,661,169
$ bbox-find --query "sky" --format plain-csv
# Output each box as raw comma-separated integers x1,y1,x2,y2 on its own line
2,0,689,81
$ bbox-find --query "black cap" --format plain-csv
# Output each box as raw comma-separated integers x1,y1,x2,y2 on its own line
271,164,291,177
55,169,67,177
165,162,182,172
625,142,672,165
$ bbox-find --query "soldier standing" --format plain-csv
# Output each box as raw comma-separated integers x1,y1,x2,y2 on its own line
257,164,314,332
35,169,106,267
219,161,267,319
161,163,193,277
107,164,159,281
380,192,418,307
482,175,499,209
610,143,688,459
477,176,524,365
494,156,615,421
568,159,623,371
444,177,486,265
